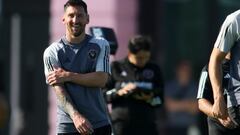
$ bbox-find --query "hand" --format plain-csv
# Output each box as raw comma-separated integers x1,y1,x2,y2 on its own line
133,92,154,102
117,83,137,96
72,112,94,135
212,96,227,119
218,117,236,129
47,67,69,85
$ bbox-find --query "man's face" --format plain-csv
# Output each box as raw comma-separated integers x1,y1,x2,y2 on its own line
128,50,150,68
63,5,89,37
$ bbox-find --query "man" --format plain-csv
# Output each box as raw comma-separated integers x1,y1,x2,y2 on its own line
209,10,240,127
197,54,239,135
165,60,199,135
43,0,111,135
104,35,164,135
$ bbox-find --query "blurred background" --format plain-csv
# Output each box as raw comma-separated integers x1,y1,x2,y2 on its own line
0,0,240,135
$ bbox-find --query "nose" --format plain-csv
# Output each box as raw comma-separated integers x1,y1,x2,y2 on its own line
72,15,80,23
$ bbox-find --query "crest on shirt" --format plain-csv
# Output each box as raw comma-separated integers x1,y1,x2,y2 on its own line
88,49,97,60
121,71,128,77
142,69,154,79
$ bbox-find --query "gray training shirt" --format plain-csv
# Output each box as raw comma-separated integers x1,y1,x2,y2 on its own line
43,35,111,133
214,10,240,107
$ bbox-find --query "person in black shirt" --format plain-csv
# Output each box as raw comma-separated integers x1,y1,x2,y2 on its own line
104,35,164,135
197,54,240,135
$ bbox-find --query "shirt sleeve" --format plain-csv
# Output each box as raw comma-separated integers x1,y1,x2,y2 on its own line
197,70,209,99
43,47,61,84
95,38,111,74
214,15,240,52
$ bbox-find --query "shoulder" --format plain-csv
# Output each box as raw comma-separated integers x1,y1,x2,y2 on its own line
89,36,109,48
43,39,64,57
225,10,240,24
111,59,125,67
110,59,127,73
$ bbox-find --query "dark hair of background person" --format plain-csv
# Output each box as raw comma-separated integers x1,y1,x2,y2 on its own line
128,35,152,54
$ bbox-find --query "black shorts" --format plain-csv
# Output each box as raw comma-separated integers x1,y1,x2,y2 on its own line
57,124,112,135
207,117,240,135
228,105,240,127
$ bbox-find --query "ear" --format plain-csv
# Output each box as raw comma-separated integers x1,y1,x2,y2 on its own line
62,16,65,24
86,14,90,24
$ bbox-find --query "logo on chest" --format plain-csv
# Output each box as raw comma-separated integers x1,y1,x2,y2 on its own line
142,69,154,79
88,49,97,60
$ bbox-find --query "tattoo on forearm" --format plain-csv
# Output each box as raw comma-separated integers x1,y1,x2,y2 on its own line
54,85,77,118
45,57,78,117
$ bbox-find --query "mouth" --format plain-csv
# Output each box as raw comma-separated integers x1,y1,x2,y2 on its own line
71,24,81,31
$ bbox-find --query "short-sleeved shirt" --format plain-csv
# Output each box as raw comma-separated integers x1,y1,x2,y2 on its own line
104,58,164,134
197,60,230,103
214,10,240,107
43,35,111,133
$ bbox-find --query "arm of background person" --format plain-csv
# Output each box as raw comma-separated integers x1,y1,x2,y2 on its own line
165,97,198,114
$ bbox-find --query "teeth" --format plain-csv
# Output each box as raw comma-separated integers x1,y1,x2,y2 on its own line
73,24,80,27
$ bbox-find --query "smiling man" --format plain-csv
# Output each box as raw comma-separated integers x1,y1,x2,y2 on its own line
43,0,112,135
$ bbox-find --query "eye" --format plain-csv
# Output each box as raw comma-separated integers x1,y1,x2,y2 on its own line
68,13,74,18
77,13,85,18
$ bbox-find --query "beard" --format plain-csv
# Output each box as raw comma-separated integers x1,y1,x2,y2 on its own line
67,23,85,37
73,28,84,37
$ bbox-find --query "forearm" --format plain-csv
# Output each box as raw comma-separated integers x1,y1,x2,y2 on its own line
166,98,197,112
52,84,79,118
198,99,214,118
209,49,225,100
68,71,108,88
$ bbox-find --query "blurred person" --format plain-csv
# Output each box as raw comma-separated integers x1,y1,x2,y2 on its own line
208,9,240,128
165,60,199,135
43,0,112,135
197,53,240,135
104,35,164,135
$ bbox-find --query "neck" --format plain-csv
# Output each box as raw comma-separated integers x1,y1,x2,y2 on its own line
66,32,86,44
128,56,135,65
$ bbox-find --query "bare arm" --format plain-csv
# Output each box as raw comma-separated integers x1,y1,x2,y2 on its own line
165,97,198,114
209,48,226,101
52,84,78,117
198,98,235,128
68,71,108,88
47,68,108,88
52,84,93,134
198,98,214,117
208,48,228,118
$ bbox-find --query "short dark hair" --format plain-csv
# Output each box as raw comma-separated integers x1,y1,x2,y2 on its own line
128,35,152,54
64,0,88,13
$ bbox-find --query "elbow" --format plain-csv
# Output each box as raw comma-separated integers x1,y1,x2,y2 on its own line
198,99,205,113
98,73,109,88
99,82,107,88
209,48,227,66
